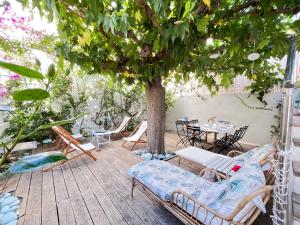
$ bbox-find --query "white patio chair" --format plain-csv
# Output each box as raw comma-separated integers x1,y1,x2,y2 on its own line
122,121,147,151
87,116,131,148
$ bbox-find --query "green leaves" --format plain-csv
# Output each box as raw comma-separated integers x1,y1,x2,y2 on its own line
47,63,56,79
171,23,190,42
134,10,142,23
0,61,44,80
196,18,209,33
101,14,117,33
153,0,162,13
78,30,92,47
36,113,86,130
8,151,67,174
13,89,50,102
182,0,195,19
258,39,270,49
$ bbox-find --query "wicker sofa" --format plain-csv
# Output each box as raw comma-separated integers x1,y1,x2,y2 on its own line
128,160,274,225
176,143,277,173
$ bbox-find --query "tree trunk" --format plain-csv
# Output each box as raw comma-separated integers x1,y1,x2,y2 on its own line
146,76,165,154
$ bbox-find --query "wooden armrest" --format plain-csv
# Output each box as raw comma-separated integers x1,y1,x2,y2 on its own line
171,185,273,223
199,167,228,181
227,150,243,157
171,189,230,222
229,185,273,219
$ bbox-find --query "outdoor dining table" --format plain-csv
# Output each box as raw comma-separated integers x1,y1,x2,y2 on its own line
189,122,234,149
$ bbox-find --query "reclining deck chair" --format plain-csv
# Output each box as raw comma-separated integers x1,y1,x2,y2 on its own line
110,116,131,135
129,160,274,225
122,121,147,151
176,144,277,177
54,126,83,147
49,126,97,170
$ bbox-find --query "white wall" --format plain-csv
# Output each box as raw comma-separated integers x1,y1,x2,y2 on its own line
166,93,282,145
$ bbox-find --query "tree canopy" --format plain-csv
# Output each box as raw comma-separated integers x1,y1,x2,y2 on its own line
22,0,300,97
19,0,300,154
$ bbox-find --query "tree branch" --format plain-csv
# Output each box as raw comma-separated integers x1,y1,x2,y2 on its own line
98,25,124,57
218,0,259,20
136,0,163,34
100,60,136,75
193,3,208,16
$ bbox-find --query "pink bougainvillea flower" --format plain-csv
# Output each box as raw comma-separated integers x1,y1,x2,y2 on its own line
4,4,11,13
0,86,9,97
9,74,21,80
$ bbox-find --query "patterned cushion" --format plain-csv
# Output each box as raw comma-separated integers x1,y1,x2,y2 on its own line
129,160,267,225
128,160,211,201
174,160,266,225
235,144,275,162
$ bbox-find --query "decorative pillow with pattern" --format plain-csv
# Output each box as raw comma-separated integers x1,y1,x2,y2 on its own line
234,144,275,162
128,160,211,201
198,160,266,223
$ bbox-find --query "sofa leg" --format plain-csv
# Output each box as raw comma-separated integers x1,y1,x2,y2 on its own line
131,178,136,198
178,157,181,167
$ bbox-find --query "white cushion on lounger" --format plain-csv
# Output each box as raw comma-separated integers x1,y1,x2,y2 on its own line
235,144,275,162
70,143,95,151
112,116,131,133
176,146,229,165
123,121,147,142
59,134,95,151
71,133,83,139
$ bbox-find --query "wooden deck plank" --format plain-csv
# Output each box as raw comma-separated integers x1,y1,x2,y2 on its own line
67,158,112,225
52,166,77,225
82,152,146,225
80,153,169,225
60,162,94,225
101,148,182,225
23,171,42,225
15,172,32,225
42,170,59,225
56,198,76,225
52,167,69,202
72,157,129,225
3,173,21,193
101,151,182,224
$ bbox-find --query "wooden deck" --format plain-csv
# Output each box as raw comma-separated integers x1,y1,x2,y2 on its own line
0,132,272,225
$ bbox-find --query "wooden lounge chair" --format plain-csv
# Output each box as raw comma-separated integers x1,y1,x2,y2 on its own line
110,116,131,135
52,125,84,147
122,121,147,151
48,125,97,170
176,144,277,176
129,160,274,225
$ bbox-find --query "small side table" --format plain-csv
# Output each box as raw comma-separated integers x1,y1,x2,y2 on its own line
90,130,111,148
206,156,240,177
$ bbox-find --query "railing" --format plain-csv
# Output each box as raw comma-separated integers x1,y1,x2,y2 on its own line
272,35,297,225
